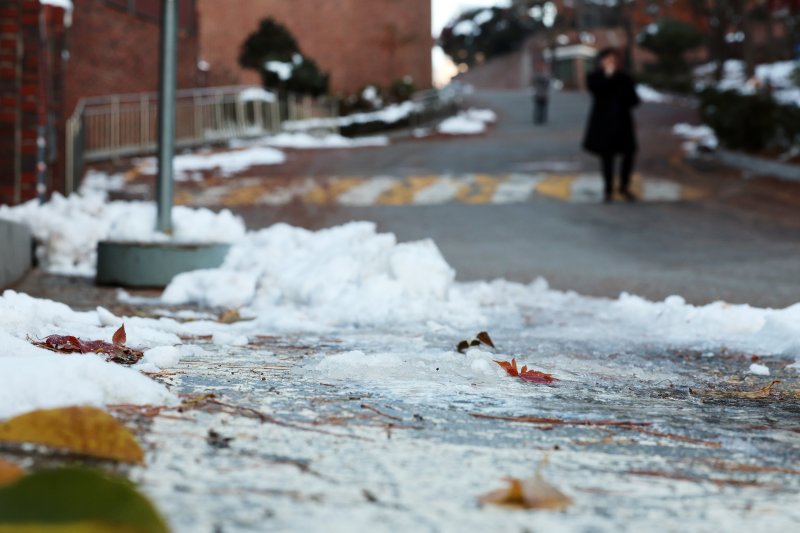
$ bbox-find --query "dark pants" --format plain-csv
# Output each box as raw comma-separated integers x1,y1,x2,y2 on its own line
600,151,634,195
533,97,548,124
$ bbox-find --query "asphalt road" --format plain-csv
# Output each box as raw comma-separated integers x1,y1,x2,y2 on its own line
227,90,800,308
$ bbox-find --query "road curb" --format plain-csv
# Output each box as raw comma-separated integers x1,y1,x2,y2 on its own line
0,219,33,289
707,149,800,182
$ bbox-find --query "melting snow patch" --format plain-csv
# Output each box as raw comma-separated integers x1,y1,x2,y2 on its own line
749,363,770,376
437,108,497,135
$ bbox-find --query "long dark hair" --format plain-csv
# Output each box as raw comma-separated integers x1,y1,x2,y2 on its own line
595,47,622,71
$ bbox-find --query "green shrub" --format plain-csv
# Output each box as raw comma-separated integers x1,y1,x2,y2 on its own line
698,88,800,151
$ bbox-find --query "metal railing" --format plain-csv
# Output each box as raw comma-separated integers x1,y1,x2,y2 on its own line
65,86,339,193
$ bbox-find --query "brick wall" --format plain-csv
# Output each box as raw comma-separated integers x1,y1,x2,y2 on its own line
65,0,200,116
196,0,433,94
0,0,67,206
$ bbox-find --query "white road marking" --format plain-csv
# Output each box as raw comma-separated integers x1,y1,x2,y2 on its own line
491,173,542,204
337,176,398,206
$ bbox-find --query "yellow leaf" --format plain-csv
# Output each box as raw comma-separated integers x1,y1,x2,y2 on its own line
0,460,23,487
480,474,572,511
0,407,144,464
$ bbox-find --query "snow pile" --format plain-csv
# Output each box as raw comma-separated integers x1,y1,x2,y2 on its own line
0,189,246,276
231,132,389,150
696,60,800,107
672,122,719,155
637,85,671,103
137,146,286,180
284,101,422,131
238,87,276,102
162,222,482,328
0,291,177,418
437,108,497,135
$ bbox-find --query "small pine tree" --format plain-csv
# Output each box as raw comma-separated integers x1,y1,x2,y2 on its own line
238,17,329,96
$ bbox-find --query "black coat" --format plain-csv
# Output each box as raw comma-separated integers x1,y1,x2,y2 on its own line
582,70,640,155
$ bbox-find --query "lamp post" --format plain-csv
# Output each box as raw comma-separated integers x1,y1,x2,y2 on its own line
95,0,230,287
156,0,178,233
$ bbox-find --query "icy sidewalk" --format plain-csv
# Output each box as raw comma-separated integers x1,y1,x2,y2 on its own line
130,322,800,532
9,269,800,532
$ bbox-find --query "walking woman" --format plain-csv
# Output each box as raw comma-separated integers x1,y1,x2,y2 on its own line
582,48,640,202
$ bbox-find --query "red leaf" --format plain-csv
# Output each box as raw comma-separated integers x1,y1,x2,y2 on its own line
519,369,557,384
495,358,519,377
495,358,557,384
112,324,126,346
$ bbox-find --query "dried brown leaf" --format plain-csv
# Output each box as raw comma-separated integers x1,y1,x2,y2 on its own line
112,324,126,346
690,380,781,399
480,474,572,510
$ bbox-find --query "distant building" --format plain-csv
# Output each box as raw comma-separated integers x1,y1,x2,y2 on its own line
197,0,433,95
0,0,432,206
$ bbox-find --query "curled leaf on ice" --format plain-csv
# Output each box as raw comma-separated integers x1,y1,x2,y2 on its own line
689,380,781,400
495,358,557,384
479,473,572,511
0,406,144,464
112,324,126,345
0,460,23,487
457,331,496,353
30,324,143,365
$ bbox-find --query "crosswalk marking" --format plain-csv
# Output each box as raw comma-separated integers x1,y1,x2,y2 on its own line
337,176,397,206
491,173,541,204
377,176,439,205
456,174,504,204
172,173,703,207
304,177,365,204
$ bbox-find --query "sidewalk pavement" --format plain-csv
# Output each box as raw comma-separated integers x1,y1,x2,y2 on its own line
8,269,800,532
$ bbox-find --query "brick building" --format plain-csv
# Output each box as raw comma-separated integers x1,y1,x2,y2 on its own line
0,0,68,205
1,0,433,206
196,0,432,94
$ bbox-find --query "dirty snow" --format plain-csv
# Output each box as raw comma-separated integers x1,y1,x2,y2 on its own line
284,101,422,131
230,132,389,150
672,122,719,155
137,145,286,180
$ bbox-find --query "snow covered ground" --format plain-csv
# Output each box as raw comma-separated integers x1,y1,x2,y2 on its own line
2,207,800,530
2,215,799,417
284,101,423,132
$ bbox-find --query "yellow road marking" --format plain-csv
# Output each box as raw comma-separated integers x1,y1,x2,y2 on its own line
535,175,575,200
456,174,505,204
377,176,438,205
304,177,365,204
220,184,272,206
